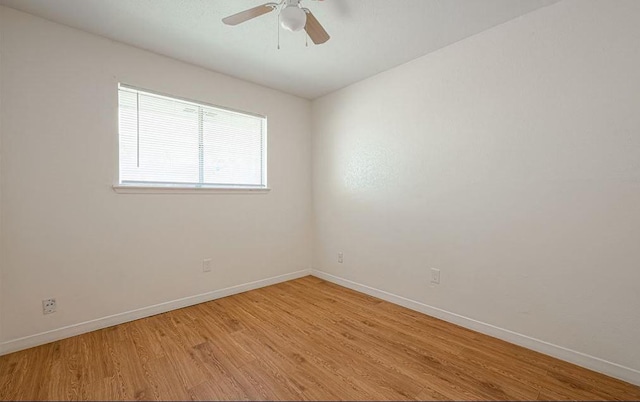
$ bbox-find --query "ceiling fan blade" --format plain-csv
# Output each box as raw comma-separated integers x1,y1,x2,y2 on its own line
303,10,330,44
222,3,278,26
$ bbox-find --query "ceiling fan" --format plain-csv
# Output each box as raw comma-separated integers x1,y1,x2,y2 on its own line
222,0,330,45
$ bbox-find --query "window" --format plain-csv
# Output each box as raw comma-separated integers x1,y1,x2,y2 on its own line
117,84,267,190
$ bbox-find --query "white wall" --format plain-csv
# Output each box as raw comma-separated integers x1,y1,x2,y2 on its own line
312,0,640,380
0,6,311,344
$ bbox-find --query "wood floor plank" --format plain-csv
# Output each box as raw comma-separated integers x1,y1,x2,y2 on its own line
110,338,151,399
128,320,165,363
190,342,255,400
143,357,193,401
1,276,639,401
188,378,249,401
337,313,540,400
81,375,126,401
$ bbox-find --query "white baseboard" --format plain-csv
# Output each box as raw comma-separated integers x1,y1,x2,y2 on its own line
0,269,312,356
311,269,640,387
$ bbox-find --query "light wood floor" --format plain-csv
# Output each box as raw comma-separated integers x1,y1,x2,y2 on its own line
1,276,639,401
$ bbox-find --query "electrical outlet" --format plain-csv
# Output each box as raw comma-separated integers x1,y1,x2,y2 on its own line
338,252,344,264
430,268,441,285
202,258,212,273
42,298,56,315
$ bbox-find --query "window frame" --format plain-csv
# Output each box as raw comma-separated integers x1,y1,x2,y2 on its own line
113,84,269,194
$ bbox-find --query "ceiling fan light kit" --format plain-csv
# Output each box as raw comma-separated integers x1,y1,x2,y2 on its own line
222,0,330,45
280,0,307,32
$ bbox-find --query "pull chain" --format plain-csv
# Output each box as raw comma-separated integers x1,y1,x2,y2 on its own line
277,13,280,49
305,32,308,47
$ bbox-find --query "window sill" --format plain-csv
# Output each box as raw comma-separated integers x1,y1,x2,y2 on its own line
112,185,271,194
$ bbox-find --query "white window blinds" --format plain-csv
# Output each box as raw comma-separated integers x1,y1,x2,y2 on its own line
118,85,266,188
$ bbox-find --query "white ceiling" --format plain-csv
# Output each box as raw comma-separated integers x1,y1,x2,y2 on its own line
0,0,558,99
